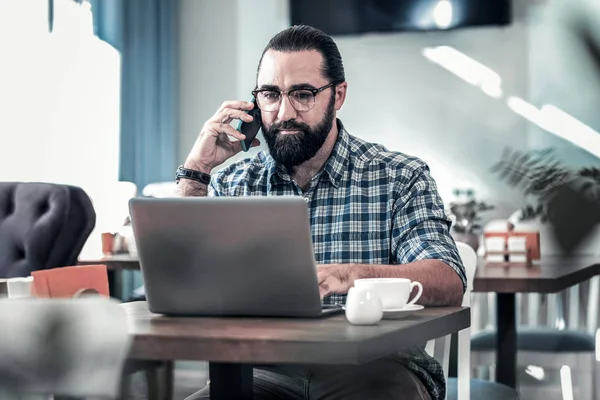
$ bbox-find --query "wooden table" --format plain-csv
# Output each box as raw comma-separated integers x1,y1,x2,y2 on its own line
473,256,600,388
78,254,140,270
123,301,470,399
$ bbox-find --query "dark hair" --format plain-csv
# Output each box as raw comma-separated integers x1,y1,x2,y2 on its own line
257,25,345,84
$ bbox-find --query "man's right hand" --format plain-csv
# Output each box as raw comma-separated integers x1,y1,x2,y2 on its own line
183,100,261,173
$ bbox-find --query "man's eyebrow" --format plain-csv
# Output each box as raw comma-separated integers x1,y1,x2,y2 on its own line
257,84,280,91
289,83,317,90
256,83,318,91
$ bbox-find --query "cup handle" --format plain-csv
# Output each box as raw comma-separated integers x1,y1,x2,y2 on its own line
407,281,423,306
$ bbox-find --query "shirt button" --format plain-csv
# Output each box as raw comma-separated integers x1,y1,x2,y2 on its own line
304,197,310,203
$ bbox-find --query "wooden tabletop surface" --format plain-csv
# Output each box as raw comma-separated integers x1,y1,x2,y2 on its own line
123,301,470,365
78,254,140,270
473,256,600,293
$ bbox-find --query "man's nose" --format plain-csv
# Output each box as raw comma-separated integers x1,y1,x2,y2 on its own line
277,94,298,122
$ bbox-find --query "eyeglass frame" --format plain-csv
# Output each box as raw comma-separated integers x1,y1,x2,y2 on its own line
251,81,343,112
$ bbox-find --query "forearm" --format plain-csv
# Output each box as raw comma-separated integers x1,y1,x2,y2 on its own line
177,159,212,196
176,180,208,197
353,260,464,306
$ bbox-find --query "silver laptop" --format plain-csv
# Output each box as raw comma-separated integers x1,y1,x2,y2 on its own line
128,196,342,318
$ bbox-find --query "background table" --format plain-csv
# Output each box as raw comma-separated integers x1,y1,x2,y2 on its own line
473,256,600,388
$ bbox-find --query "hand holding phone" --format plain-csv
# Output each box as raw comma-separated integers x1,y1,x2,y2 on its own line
182,98,258,175
236,96,262,152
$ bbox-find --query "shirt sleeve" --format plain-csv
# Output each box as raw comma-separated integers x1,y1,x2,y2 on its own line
207,159,254,197
208,168,229,197
207,178,221,197
391,165,467,292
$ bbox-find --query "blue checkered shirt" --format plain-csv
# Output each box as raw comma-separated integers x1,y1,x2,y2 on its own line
209,119,466,400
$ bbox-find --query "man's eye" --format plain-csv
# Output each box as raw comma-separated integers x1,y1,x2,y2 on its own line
262,92,279,100
293,91,313,101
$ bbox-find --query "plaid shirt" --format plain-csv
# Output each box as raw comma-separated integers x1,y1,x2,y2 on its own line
209,119,466,400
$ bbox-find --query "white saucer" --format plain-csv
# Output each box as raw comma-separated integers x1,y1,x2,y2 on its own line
341,304,424,320
382,304,424,319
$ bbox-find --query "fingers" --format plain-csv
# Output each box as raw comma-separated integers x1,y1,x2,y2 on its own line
317,270,328,298
319,275,337,299
318,277,344,299
231,138,261,152
217,100,254,113
214,101,255,124
213,108,255,125
319,284,329,300
207,100,257,139
318,270,352,299
317,270,327,285
207,121,246,141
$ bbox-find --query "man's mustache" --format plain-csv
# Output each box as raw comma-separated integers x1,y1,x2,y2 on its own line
270,120,310,132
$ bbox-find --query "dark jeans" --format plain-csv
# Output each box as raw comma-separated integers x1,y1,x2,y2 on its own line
185,356,432,400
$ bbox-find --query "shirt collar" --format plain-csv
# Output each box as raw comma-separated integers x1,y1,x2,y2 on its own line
266,119,350,188
322,119,350,188
266,152,291,184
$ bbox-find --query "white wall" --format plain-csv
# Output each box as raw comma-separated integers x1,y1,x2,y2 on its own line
177,0,599,221
178,0,238,163
527,0,600,168
332,20,530,218
178,0,288,167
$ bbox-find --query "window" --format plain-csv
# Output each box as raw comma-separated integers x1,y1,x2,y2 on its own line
0,0,120,186
0,0,121,257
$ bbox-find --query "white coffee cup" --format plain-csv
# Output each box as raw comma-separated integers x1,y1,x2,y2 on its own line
354,278,423,310
344,287,383,325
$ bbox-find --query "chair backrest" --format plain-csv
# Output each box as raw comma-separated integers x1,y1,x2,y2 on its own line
0,297,130,398
454,242,476,400
456,242,477,307
426,241,476,400
0,182,96,278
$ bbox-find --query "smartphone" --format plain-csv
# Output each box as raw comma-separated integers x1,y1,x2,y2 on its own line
236,96,262,152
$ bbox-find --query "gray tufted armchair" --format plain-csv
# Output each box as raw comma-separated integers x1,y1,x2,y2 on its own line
0,182,96,278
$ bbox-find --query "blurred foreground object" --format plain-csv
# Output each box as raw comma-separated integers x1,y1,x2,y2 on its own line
0,297,130,398
0,277,33,299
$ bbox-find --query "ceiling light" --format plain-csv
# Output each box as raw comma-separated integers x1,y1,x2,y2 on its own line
433,0,453,29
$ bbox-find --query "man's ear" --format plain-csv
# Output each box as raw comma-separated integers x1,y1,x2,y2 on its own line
334,82,348,111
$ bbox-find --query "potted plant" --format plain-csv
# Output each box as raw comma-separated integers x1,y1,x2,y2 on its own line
446,189,494,251
491,148,600,253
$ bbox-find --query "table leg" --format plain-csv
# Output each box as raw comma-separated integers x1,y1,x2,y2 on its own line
209,363,253,400
108,269,123,300
496,293,517,388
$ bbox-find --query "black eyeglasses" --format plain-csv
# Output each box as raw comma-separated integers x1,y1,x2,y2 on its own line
252,82,340,112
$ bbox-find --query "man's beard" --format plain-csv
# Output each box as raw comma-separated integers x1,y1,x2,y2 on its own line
262,93,336,169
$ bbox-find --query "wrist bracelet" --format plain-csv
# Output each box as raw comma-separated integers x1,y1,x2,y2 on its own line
175,165,211,185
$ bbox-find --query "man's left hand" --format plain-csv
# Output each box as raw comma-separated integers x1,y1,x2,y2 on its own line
317,264,357,299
